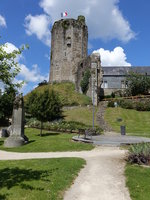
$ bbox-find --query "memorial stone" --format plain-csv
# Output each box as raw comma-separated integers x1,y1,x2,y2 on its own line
4,94,28,147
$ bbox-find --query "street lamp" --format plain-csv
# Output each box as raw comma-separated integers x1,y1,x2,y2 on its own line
92,77,95,129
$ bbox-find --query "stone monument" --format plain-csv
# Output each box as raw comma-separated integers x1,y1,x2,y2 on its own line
4,94,28,147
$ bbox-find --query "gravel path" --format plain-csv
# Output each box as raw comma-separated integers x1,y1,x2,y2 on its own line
0,146,131,200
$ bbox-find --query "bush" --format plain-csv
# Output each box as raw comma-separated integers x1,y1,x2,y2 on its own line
107,101,115,107
38,80,48,87
135,102,146,111
80,69,91,94
104,95,112,99
107,98,150,111
128,143,150,165
119,99,134,109
111,92,115,98
135,101,150,111
26,119,103,134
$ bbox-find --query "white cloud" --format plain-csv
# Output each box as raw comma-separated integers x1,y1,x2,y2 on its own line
93,46,131,66
0,15,6,27
3,42,18,53
24,14,51,46
3,42,23,62
19,63,49,82
39,0,135,42
45,53,50,60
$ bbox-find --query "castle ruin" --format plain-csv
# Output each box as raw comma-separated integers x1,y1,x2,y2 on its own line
49,16,102,105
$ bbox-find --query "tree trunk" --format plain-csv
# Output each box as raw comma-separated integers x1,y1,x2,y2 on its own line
40,121,43,137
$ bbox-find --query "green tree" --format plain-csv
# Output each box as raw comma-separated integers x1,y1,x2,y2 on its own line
126,72,150,96
0,86,16,125
0,42,28,125
26,89,63,136
0,43,28,88
80,69,91,94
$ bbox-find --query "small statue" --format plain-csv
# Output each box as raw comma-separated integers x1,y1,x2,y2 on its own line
13,94,23,109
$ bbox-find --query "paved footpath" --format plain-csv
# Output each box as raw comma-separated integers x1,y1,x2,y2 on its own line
0,147,131,200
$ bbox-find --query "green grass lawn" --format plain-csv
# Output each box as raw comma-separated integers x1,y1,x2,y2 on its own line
0,158,85,200
105,107,150,137
125,164,150,200
0,128,93,152
64,106,98,126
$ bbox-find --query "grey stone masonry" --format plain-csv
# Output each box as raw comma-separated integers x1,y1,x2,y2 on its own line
49,16,88,83
76,53,102,106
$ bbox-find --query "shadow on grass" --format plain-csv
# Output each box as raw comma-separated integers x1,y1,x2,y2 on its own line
37,132,60,137
0,167,54,192
0,193,8,200
26,140,35,144
0,141,4,146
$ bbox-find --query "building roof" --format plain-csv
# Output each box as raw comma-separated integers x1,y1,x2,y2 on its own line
102,66,150,76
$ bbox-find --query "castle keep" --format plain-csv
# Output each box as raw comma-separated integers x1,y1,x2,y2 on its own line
49,16,102,105
49,16,88,83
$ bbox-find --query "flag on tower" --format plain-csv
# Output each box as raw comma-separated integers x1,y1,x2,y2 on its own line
61,11,68,17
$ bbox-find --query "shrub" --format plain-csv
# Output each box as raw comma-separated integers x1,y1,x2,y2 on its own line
135,102,146,111
26,119,103,134
111,92,115,98
135,101,150,111
119,99,134,109
38,80,48,87
107,101,115,107
80,69,91,94
104,95,112,99
128,143,150,165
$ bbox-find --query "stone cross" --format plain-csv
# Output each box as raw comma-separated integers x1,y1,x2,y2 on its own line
4,94,28,147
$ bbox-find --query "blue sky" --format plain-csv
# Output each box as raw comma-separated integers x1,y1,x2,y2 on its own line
0,0,150,94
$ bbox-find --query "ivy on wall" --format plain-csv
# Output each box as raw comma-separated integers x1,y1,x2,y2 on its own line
80,69,91,94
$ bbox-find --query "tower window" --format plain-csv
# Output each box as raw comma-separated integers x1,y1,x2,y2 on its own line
67,43,71,47
66,36,71,47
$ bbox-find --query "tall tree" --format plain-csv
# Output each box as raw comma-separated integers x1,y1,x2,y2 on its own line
26,89,63,136
0,43,28,88
0,86,16,125
126,72,150,96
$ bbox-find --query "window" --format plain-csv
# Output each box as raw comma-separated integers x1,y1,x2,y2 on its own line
66,37,71,47
104,81,108,88
121,81,125,88
121,81,128,88
102,81,108,88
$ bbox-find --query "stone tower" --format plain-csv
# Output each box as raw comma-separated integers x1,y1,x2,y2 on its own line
49,16,88,83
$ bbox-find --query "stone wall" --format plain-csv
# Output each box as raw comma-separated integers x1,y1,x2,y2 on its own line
76,53,102,105
49,16,88,83
49,16,102,105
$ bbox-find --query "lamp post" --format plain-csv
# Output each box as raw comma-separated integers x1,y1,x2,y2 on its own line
92,77,95,129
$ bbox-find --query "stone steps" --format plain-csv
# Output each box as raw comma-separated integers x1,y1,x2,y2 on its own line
96,102,112,132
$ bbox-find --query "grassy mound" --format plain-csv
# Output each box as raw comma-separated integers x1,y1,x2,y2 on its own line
105,107,150,136
64,107,99,126
24,82,91,106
